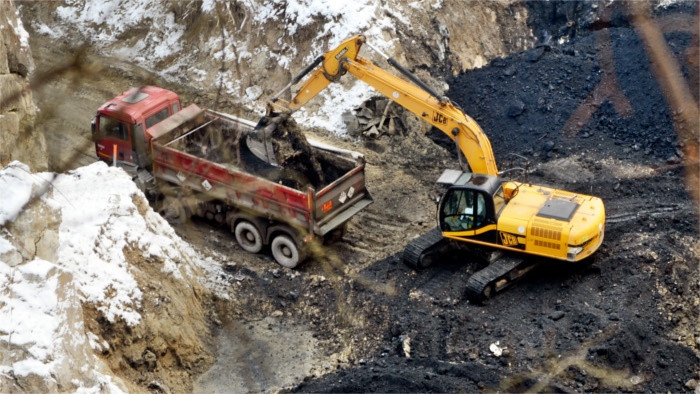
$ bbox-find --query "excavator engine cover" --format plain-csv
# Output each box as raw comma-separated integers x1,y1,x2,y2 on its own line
536,198,580,222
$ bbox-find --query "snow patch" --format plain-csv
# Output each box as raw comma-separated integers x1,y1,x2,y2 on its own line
0,161,52,226
1,161,225,325
54,0,185,67
8,9,30,49
0,234,13,254
35,23,63,39
293,80,379,134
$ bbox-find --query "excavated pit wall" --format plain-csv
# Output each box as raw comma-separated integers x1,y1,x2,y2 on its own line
20,1,538,116
0,0,45,171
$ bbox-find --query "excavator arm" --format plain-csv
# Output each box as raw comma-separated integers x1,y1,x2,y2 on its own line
266,35,498,176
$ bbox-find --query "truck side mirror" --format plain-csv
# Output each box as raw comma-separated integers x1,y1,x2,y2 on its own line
91,119,96,140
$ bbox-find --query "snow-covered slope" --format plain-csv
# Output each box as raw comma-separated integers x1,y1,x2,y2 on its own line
23,0,536,135
0,161,223,392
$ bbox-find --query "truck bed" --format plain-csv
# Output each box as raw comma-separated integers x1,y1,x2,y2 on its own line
149,105,372,236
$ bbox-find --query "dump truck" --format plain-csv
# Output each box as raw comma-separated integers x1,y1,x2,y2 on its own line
92,86,372,267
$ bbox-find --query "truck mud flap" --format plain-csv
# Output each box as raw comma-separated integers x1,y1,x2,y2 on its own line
317,197,372,236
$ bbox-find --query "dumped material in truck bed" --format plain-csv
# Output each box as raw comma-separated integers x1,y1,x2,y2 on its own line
263,114,326,189
168,112,354,191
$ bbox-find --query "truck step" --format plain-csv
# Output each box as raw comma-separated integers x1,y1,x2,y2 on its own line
403,227,448,269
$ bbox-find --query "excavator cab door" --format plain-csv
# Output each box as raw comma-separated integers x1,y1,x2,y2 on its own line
438,187,497,242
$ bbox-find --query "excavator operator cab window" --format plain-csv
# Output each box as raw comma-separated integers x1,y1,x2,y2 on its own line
440,189,486,232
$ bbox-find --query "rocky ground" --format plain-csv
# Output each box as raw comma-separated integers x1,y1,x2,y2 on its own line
12,0,699,392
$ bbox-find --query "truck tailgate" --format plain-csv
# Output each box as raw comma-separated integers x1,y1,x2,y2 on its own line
313,164,372,236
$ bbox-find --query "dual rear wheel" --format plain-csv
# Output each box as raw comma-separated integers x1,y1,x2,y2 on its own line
233,220,303,268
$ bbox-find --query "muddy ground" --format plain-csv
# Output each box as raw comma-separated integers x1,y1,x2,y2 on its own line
25,1,698,392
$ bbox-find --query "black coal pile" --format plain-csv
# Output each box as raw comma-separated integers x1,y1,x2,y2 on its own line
265,115,327,189
264,116,358,189
437,6,695,167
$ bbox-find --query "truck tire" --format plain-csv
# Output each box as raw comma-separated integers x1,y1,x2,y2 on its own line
271,234,302,268
158,196,188,224
234,221,263,253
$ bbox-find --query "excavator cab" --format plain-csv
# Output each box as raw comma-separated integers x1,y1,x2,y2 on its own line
440,189,487,231
437,172,501,244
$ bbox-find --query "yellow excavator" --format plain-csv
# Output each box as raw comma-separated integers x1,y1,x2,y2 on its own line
248,35,605,300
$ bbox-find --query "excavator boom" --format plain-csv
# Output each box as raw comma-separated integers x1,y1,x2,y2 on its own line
268,35,498,176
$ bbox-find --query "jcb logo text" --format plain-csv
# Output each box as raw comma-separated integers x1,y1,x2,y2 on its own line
500,232,518,246
433,111,447,125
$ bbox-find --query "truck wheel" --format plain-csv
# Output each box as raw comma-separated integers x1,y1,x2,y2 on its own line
271,235,302,268
158,197,188,224
234,221,263,253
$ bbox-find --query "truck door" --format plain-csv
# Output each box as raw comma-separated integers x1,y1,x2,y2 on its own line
131,122,152,168
95,115,134,164
439,188,497,242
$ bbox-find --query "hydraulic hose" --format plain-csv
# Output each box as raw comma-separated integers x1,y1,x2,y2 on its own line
270,55,325,101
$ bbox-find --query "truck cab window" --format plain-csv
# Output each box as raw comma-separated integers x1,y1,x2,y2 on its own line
145,107,171,129
99,116,128,140
171,103,179,114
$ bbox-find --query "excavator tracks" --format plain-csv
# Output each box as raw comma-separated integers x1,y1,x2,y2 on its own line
404,229,540,301
403,227,449,269
465,254,537,302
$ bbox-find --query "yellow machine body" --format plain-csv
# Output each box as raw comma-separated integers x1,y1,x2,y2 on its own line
441,181,604,262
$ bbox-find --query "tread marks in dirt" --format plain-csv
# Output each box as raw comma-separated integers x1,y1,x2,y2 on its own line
416,263,468,299
606,202,690,225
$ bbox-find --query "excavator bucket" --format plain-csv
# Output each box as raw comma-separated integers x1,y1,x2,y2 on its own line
245,113,287,166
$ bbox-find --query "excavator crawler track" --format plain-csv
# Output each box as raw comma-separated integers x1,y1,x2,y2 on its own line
465,254,537,302
403,227,449,269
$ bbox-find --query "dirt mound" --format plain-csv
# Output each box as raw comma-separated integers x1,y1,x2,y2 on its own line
0,162,224,392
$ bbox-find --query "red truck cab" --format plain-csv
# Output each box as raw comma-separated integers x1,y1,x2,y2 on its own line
93,86,181,167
